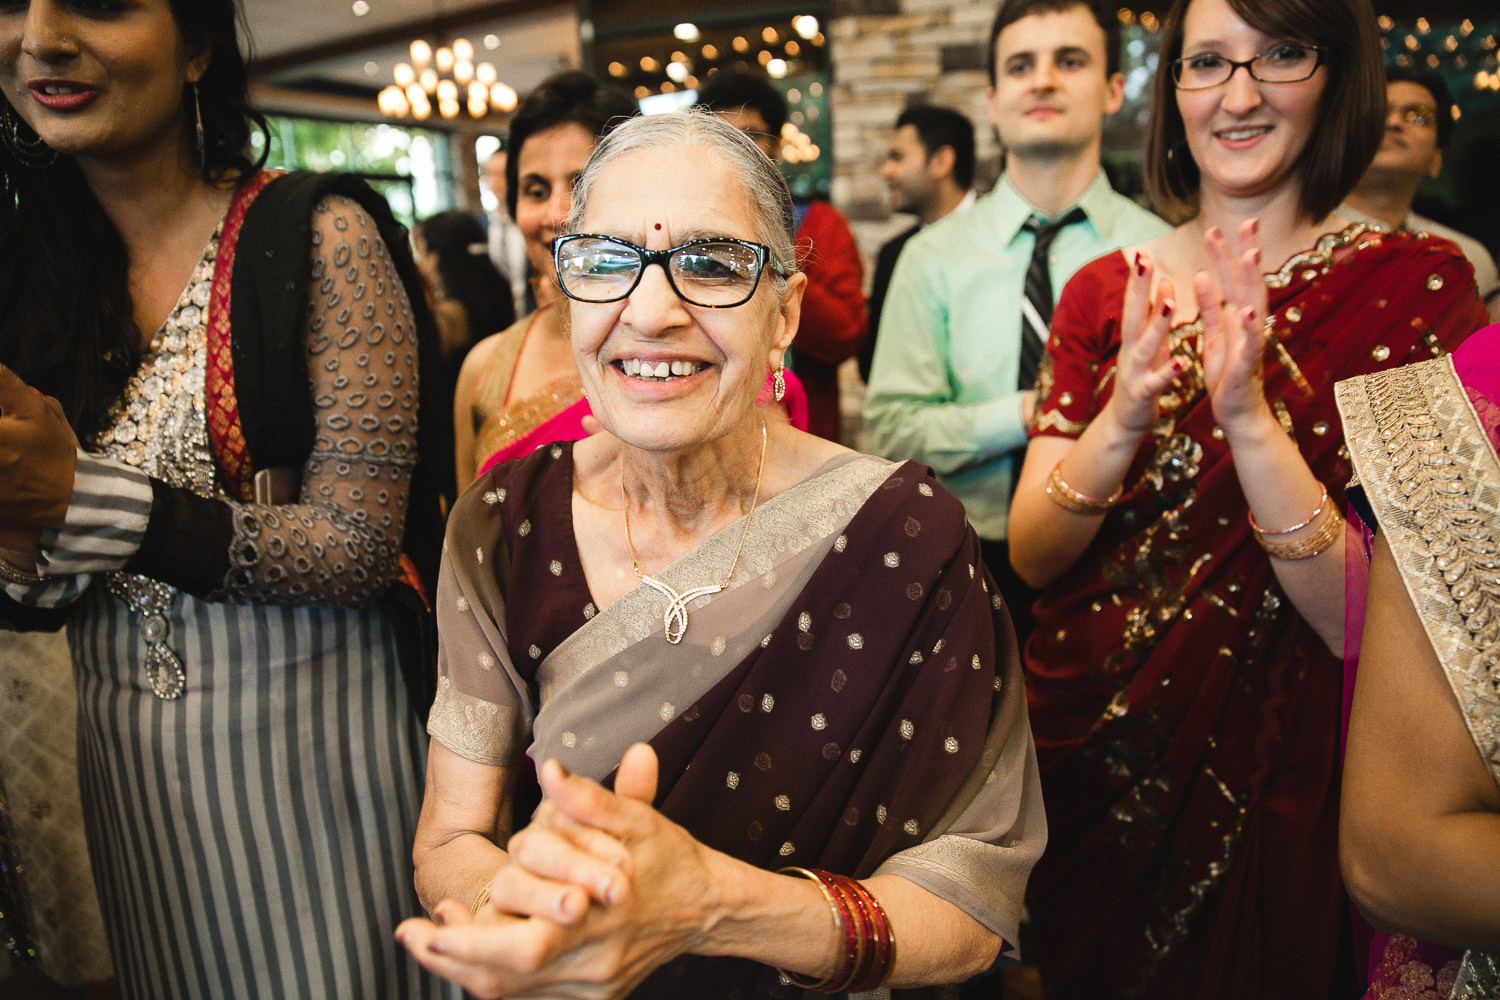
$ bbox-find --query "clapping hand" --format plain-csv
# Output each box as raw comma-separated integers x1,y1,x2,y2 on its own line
1101,249,1186,440
397,744,728,1000
1197,219,1274,436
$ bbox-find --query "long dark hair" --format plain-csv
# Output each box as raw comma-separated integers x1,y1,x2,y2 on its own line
0,0,270,439
415,211,516,342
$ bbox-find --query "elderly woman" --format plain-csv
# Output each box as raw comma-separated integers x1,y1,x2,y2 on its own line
396,110,1046,998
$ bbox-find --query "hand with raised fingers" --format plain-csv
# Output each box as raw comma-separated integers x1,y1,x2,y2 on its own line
397,745,730,999
1198,219,1274,436
1101,250,1185,440
0,364,77,535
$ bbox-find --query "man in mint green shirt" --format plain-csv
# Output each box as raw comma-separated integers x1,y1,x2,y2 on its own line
864,0,1167,642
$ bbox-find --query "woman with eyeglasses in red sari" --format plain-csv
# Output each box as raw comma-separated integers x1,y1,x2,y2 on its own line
1007,0,1490,995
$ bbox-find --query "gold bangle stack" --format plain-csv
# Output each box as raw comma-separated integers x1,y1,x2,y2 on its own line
1250,483,1345,560
1044,461,1123,515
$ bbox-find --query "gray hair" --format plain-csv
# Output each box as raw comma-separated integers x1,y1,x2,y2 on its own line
566,108,797,292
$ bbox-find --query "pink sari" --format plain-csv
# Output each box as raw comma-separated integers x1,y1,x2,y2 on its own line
1339,323,1500,999
474,366,809,478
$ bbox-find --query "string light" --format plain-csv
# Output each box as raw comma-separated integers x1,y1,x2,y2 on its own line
606,16,833,101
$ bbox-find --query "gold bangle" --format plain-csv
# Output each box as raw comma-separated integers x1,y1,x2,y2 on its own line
470,884,491,917
1248,482,1328,536
1044,461,1122,515
1255,505,1345,560
775,867,848,991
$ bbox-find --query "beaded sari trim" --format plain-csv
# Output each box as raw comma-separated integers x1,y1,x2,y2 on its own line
1336,355,1500,787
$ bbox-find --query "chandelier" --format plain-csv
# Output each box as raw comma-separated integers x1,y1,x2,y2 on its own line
376,35,518,120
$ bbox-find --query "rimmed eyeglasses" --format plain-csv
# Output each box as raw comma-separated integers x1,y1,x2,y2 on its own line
1171,43,1326,91
553,234,784,309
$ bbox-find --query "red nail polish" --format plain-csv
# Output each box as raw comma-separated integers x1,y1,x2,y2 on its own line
1134,252,1146,277
1162,300,1175,319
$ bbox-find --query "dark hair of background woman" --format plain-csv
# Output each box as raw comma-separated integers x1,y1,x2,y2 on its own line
416,211,515,342
502,70,638,222
1143,0,1385,225
0,0,271,439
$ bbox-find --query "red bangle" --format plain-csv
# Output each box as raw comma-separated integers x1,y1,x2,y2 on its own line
823,875,873,991
842,878,896,991
775,869,896,993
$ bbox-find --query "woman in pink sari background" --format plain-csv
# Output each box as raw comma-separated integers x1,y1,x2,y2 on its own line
474,369,807,477
1338,322,1500,999
453,72,636,485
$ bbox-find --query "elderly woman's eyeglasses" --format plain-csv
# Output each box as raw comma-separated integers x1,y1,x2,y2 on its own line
553,235,782,309
1171,44,1326,91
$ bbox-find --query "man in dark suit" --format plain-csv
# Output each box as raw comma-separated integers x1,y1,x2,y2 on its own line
859,104,976,381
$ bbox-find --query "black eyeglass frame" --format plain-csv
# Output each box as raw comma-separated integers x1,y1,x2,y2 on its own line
1170,44,1327,91
552,234,783,309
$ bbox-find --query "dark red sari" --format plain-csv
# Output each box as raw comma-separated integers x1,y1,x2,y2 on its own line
431,445,1045,998
1024,226,1488,1000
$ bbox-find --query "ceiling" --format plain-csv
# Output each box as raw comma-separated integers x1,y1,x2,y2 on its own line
240,0,1498,123
244,0,580,122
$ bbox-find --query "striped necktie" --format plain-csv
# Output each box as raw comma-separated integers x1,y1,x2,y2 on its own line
1018,208,1086,391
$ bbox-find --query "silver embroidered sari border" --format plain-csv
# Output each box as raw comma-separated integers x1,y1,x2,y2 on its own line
1336,357,1500,788
530,453,898,779
539,452,896,698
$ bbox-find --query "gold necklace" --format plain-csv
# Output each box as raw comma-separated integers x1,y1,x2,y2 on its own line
622,419,768,644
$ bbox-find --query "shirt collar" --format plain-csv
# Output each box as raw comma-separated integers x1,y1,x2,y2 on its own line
916,189,979,231
991,170,1111,245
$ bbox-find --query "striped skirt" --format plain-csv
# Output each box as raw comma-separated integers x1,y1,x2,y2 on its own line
69,586,454,999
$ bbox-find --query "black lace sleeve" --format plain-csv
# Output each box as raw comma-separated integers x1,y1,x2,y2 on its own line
208,194,420,606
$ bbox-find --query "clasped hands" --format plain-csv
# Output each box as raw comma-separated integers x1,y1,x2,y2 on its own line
397,744,726,1000
0,364,78,565
1105,217,1276,443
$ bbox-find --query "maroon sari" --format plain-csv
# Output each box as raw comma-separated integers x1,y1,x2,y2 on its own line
429,443,1046,998
1025,226,1488,1000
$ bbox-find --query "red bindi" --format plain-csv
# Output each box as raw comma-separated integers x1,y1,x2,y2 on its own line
654,223,662,230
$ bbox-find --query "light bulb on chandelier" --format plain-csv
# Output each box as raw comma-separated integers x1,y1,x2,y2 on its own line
377,30,512,120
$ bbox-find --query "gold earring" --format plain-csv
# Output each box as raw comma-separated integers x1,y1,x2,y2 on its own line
773,364,786,403
1,101,56,169
192,82,205,175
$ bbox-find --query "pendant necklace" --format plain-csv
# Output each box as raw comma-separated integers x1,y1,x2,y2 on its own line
622,419,768,644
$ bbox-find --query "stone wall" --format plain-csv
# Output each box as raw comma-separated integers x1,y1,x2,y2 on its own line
826,0,1003,285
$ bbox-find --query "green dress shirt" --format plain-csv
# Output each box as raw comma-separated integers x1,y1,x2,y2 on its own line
863,171,1169,541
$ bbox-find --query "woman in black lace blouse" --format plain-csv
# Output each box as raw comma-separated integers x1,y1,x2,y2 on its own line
0,1,449,997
